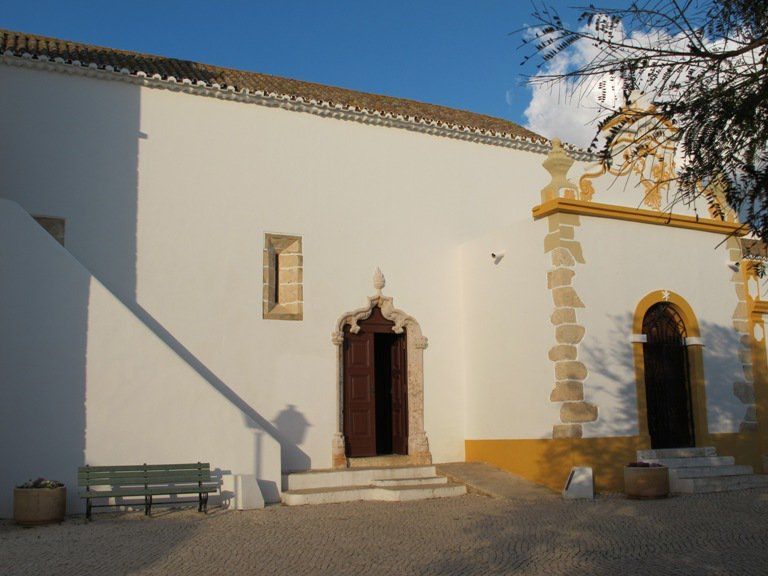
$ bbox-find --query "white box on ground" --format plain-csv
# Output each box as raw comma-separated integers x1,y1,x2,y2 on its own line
221,474,265,510
562,467,594,499
235,475,265,510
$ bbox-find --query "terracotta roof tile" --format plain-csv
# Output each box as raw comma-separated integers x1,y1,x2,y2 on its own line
0,28,547,144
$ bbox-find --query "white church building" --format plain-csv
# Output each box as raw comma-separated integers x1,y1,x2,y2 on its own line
1,29,767,514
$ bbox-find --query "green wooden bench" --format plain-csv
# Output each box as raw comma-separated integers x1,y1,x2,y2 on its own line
78,463,218,520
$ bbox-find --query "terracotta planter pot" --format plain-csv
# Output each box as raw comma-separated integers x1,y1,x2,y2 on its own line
13,487,67,526
624,466,669,499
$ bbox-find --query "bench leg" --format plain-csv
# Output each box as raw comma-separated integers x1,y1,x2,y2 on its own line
198,492,203,512
198,492,208,513
86,500,92,521
145,495,153,516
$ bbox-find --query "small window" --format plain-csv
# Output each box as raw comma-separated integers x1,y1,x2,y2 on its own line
34,216,65,247
263,233,303,321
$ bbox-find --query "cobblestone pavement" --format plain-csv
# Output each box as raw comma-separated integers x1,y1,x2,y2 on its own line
2,489,768,575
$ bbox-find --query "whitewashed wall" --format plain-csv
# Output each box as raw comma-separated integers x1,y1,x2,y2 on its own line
0,63,550,489
0,200,282,516
459,218,559,439
577,218,745,436
460,201,745,440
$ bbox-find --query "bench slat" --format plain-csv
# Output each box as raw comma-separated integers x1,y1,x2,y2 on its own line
78,472,213,485
78,478,213,486
78,463,210,473
77,462,218,519
77,470,212,478
78,477,213,487
79,468,212,477
81,484,219,499
77,468,212,477
77,474,213,486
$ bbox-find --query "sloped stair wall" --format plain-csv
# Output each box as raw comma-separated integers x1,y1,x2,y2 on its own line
0,199,281,517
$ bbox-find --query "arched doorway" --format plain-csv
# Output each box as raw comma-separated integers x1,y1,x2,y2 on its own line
331,269,432,468
642,302,696,448
343,307,408,457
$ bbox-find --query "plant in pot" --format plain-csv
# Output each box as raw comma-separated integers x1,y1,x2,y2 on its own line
14,478,67,526
624,462,669,499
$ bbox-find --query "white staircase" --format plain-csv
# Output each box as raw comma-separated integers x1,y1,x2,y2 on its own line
282,465,466,506
637,447,768,494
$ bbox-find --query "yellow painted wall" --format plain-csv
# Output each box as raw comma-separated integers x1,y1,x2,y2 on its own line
466,433,762,493
466,437,648,492
709,432,762,471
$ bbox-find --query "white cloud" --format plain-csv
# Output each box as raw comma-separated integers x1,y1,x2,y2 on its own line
524,82,610,149
523,30,623,148
521,19,702,148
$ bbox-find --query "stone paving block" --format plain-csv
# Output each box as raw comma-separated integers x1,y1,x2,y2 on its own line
2,486,768,575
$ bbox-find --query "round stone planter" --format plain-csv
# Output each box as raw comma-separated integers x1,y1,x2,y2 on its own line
624,466,669,499
13,487,67,526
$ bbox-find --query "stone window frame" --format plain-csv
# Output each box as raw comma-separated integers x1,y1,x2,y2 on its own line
263,233,303,321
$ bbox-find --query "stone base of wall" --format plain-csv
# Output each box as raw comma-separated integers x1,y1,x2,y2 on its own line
466,432,764,493
708,431,763,472
465,437,649,493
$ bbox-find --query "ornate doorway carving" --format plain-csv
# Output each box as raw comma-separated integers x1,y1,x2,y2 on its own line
331,269,431,467
342,308,407,457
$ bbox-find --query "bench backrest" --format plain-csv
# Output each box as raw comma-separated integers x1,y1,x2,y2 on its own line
78,463,213,488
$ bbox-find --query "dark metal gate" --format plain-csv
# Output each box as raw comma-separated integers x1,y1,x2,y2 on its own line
642,302,695,449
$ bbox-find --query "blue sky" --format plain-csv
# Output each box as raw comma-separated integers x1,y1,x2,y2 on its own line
1,1,623,140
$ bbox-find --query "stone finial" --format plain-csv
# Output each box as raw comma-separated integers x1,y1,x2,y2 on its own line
541,138,578,202
373,267,385,295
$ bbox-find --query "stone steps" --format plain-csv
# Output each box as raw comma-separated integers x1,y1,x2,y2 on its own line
637,447,717,460
282,482,466,506
348,455,411,468
284,465,438,491
282,465,466,505
641,456,735,468
669,465,753,479
671,474,768,494
372,476,448,487
637,447,767,494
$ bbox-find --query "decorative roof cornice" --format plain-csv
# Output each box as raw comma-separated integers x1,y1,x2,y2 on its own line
533,197,747,236
0,31,594,160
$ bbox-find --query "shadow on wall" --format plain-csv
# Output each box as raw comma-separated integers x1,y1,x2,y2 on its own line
536,312,753,492
0,208,90,517
125,304,312,501
0,69,142,304
0,72,144,516
273,404,312,472
0,72,312,515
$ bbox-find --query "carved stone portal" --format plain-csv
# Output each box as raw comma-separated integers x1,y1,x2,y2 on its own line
331,269,432,468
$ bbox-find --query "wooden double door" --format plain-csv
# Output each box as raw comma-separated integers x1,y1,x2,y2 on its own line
343,307,408,457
